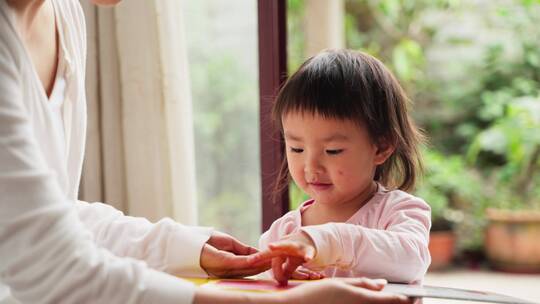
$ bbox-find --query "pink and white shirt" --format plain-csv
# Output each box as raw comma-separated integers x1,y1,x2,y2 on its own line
259,184,431,284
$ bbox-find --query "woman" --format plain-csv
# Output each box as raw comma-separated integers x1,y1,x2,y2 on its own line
0,0,412,303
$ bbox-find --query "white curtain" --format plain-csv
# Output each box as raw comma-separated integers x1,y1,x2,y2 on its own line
304,0,345,57
80,1,198,225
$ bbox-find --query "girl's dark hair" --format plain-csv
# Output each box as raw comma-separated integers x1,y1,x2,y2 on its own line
273,49,425,196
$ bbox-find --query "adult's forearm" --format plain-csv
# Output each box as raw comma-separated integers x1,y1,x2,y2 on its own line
75,200,212,277
193,288,284,304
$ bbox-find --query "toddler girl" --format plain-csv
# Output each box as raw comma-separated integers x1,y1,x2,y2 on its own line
254,49,431,285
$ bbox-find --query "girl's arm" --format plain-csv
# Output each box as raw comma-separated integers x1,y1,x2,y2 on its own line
301,199,431,283
254,198,431,284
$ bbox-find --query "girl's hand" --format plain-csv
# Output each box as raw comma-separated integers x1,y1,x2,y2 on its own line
249,231,317,285
291,267,325,280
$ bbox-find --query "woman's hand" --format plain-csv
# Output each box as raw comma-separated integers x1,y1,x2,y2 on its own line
200,231,271,277
206,231,258,256
280,278,414,304
193,277,414,304
249,231,318,285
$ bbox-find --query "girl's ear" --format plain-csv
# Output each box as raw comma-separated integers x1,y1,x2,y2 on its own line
374,140,395,165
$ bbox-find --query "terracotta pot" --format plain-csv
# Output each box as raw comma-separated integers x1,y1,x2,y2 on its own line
485,208,540,273
428,230,456,270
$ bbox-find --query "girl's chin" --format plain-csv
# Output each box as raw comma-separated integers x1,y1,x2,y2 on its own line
309,194,337,205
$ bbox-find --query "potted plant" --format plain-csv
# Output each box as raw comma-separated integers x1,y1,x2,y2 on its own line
468,96,540,272
415,182,456,271
415,150,484,270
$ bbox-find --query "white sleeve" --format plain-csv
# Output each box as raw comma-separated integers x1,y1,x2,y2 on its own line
76,200,212,277
301,198,431,283
0,35,196,304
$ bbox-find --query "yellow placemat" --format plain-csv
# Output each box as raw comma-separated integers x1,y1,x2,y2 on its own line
182,277,306,293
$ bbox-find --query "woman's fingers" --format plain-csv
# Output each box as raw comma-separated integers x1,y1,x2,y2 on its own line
352,288,413,304
231,238,259,255
208,231,259,256
342,277,388,291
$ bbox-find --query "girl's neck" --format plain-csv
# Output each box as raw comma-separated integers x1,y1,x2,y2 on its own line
302,181,378,226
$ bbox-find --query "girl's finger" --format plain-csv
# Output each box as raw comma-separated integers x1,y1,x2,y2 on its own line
291,270,310,280
292,267,324,280
269,241,313,260
308,270,324,280
248,244,306,264
247,249,281,263
282,256,304,281
272,256,287,285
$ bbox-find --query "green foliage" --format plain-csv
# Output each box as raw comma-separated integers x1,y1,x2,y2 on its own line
414,149,487,250
468,96,540,210
415,149,483,224
392,38,425,82
289,181,310,210
287,0,306,72
338,0,540,250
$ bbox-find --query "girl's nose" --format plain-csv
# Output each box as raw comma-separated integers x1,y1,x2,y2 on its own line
304,154,323,176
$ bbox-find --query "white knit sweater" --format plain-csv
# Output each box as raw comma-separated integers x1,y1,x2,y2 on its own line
0,1,211,303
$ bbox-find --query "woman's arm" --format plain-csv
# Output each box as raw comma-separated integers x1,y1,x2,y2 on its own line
0,29,198,303
75,199,213,277
193,278,412,304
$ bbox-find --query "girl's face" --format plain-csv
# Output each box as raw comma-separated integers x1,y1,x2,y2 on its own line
282,112,392,208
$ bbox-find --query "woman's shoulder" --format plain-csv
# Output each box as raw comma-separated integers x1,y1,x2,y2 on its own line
53,0,86,25
52,0,86,65
0,5,24,76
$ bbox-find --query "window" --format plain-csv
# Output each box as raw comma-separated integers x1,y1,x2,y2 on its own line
182,0,261,245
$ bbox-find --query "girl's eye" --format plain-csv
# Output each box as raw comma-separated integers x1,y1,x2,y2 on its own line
290,147,304,153
326,149,344,155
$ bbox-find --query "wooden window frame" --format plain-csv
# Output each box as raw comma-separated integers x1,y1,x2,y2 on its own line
258,0,289,231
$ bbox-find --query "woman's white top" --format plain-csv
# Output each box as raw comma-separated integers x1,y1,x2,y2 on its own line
0,0,212,303
48,50,67,157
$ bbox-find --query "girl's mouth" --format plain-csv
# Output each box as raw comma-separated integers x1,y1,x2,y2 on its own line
308,182,333,191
